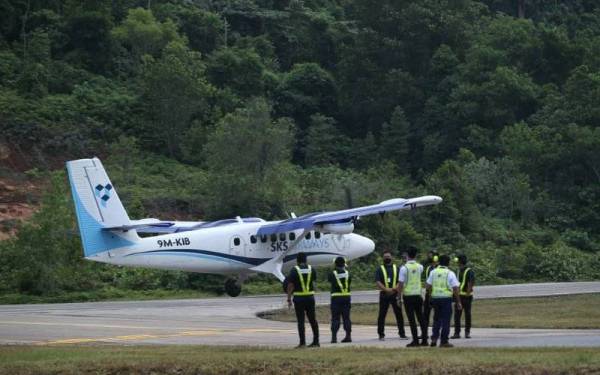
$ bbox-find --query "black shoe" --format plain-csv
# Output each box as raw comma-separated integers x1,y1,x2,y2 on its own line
399,334,409,340
331,334,337,344
420,339,429,346
465,333,471,339
430,340,437,347
295,344,306,349
378,335,385,341
341,335,352,343
440,342,454,348
406,341,420,347
451,333,460,339
308,342,320,348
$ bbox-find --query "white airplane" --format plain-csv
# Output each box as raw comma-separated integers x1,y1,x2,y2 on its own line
66,157,442,296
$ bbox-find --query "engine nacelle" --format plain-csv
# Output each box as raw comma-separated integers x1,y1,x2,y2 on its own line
318,221,355,234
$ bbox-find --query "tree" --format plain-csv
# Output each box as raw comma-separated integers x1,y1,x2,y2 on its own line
275,62,337,127
203,98,297,218
303,114,350,167
379,106,410,171
112,7,183,62
141,42,214,158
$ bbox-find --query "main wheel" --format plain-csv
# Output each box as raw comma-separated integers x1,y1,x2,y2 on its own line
224,278,242,297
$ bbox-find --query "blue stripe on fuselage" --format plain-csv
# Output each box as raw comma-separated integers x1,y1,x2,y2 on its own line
124,249,271,266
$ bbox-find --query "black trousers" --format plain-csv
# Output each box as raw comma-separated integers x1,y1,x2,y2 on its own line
422,294,432,340
377,293,405,337
293,296,319,345
454,295,473,335
403,295,425,341
330,296,351,336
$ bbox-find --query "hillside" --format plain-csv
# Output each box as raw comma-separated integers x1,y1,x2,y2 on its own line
0,0,599,301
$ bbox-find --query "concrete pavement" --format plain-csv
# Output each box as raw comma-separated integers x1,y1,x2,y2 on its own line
0,281,599,347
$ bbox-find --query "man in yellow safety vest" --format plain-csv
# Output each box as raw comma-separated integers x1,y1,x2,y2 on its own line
398,245,426,347
328,256,352,343
452,254,474,339
375,249,407,340
425,254,462,348
286,252,319,348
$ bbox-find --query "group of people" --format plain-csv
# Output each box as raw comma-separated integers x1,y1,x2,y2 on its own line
284,247,474,348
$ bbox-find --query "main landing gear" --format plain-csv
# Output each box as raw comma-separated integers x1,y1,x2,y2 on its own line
224,278,242,297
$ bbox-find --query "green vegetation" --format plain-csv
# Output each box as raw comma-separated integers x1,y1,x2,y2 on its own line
1,1,600,301
261,294,600,329
1,345,599,375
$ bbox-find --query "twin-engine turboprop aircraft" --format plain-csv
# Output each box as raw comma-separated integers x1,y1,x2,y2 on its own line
66,157,442,296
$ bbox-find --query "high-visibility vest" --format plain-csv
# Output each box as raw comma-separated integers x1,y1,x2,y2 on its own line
459,267,473,296
380,264,398,288
431,266,453,298
331,269,351,297
404,262,422,296
293,265,315,296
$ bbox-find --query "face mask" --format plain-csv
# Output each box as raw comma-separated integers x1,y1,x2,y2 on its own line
383,258,392,265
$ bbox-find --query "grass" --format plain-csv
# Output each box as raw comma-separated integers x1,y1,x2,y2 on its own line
260,293,600,329
0,345,599,375
0,288,218,305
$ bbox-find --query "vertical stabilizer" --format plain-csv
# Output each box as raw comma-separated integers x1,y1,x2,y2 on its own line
66,157,138,257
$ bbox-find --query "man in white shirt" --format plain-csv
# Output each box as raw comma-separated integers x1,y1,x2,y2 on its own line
425,254,462,348
397,245,426,347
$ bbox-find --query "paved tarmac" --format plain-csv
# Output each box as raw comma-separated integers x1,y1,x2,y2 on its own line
0,282,599,347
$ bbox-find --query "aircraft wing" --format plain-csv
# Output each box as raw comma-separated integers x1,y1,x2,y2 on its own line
103,218,206,233
256,195,442,236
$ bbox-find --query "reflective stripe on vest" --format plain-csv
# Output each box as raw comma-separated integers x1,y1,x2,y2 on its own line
460,267,473,296
404,262,422,296
431,267,453,298
380,264,398,288
331,270,350,297
293,265,315,296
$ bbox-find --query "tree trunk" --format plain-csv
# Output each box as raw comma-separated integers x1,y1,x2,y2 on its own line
518,0,526,18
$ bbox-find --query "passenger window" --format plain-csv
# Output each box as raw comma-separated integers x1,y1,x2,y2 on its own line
315,231,321,239
270,234,277,242
250,235,257,244
279,233,286,241
289,232,296,241
234,238,241,246
261,235,268,243
305,232,311,240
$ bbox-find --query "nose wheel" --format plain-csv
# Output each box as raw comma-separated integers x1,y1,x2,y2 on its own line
224,278,242,297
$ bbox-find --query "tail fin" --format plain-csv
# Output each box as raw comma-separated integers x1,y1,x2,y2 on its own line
66,157,138,257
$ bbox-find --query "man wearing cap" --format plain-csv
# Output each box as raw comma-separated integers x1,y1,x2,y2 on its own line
398,245,426,347
328,256,352,343
286,252,320,348
375,249,407,340
425,254,462,348
452,254,475,339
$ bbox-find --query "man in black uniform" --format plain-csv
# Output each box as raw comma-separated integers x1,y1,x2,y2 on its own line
452,254,475,339
328,256,352,343
286,252,319,347
421,250,438,346
375,250,407,340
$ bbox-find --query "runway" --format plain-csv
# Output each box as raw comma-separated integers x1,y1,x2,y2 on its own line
0,282,599,347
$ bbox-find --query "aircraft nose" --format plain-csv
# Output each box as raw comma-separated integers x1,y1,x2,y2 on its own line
358,235,375,256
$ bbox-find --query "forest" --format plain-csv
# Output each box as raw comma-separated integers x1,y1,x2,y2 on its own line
0,0,599,301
